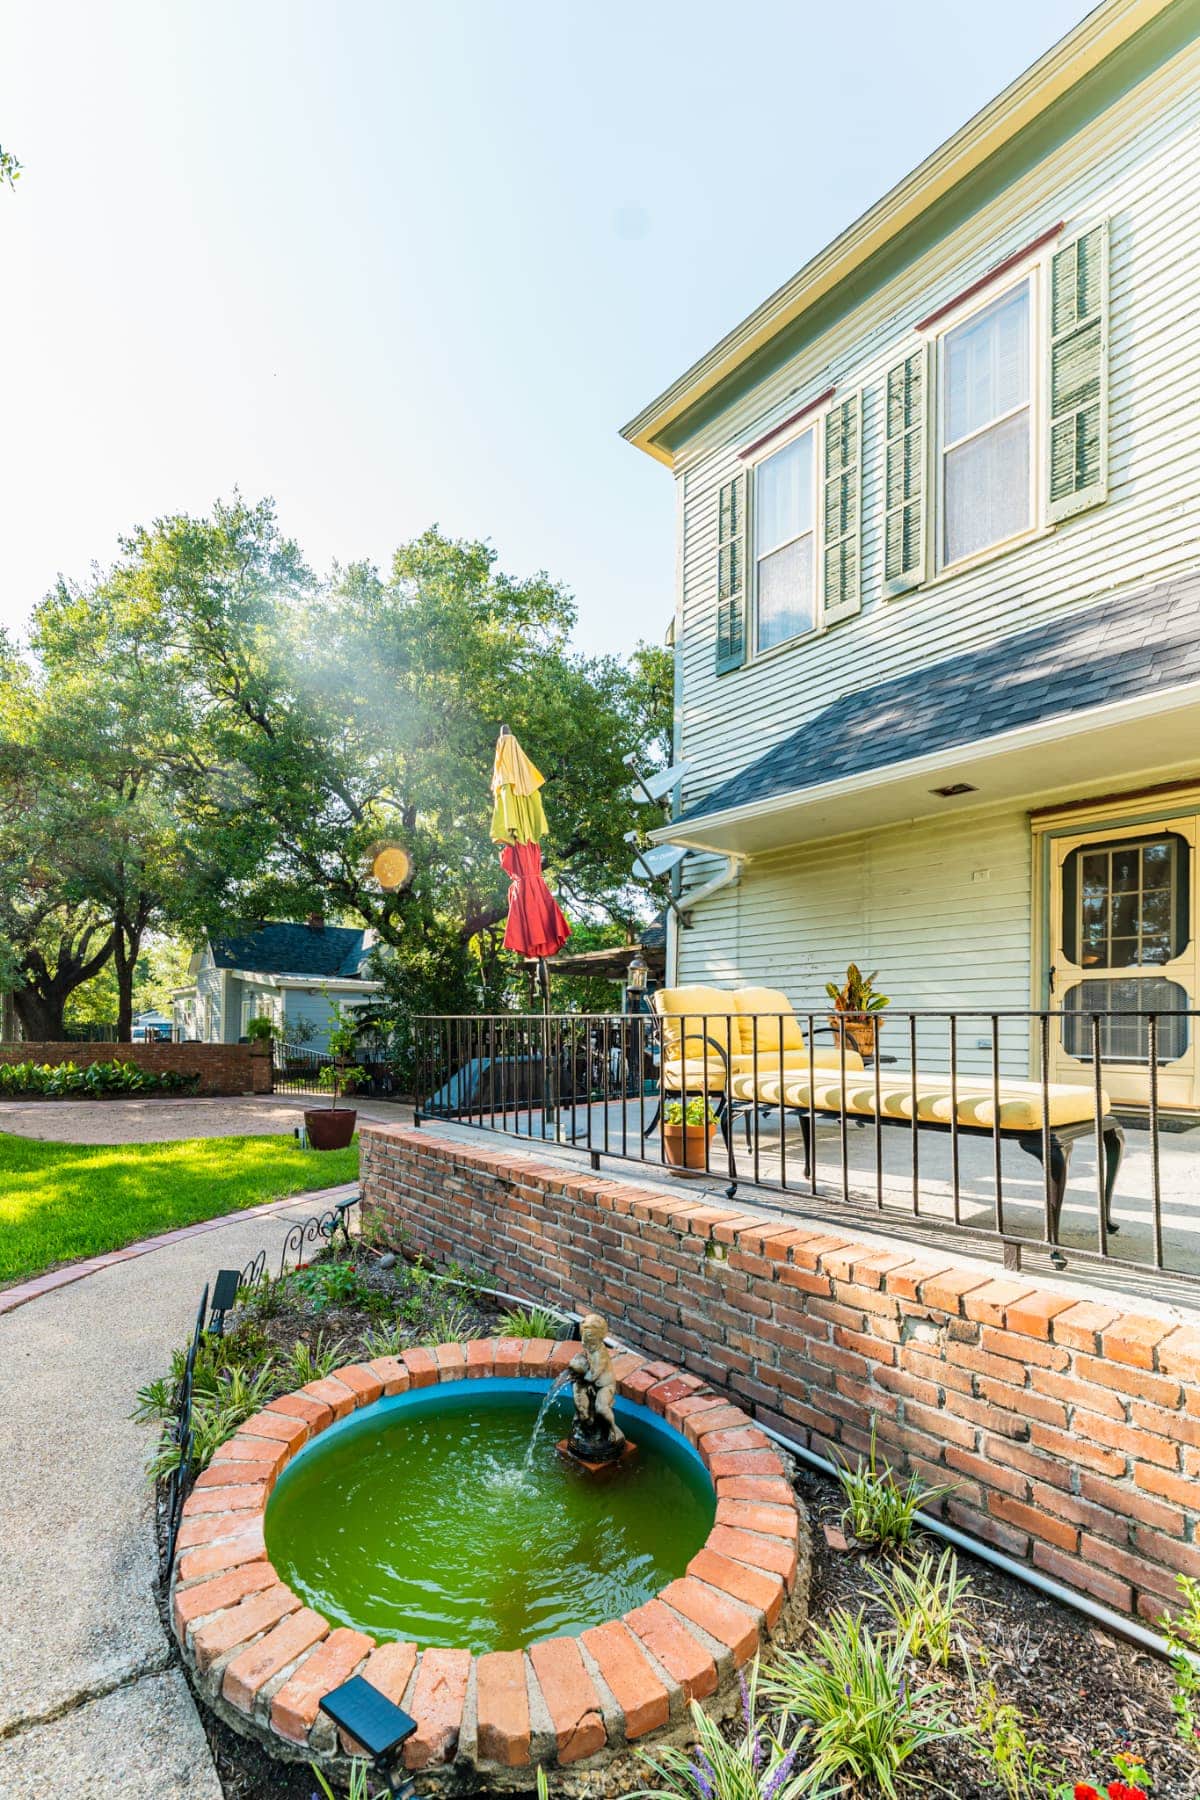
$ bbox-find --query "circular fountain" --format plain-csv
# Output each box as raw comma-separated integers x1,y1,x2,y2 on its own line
170,1326,808,1792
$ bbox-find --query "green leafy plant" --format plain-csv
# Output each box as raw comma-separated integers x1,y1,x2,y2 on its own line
761,1610,959,1798
870,1547,973,1668
499,1305,561,1339
973,1681,1060,1800
0,1058,199,1098
663,1096,718,1128
360,1317,409,1358
317,1060,368,1107
287,1259,366,1313
422,1300,480,1345
834,1422,949,1552
1058,1745,1153,1797
1163,1573,1200,1746
633,1660,809,1800
282,1335,347,1385
245,1015,279,1044
825,962,890,1017
310,1758,374,1799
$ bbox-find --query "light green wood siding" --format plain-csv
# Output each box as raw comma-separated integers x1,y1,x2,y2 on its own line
676,37,1200,818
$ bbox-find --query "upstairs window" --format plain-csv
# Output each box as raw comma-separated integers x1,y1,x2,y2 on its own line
939,281,1031,567
754,427,815,651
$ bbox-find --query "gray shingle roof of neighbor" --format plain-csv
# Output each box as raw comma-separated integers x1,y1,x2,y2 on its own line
677,572,1200,824
209,922,371,979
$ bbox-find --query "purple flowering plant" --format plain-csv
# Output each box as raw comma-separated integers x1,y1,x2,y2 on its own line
630,1658,810,1800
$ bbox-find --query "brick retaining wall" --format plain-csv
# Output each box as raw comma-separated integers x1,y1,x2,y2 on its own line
0,1040,274,1097
361,1124,1200,1624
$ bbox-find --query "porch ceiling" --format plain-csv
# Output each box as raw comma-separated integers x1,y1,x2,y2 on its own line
651,684,1200,857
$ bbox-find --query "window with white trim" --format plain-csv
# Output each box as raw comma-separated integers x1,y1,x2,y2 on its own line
938,280,1032,567
753,426,816,651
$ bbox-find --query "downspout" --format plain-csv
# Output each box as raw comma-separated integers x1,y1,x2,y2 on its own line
676,853,745,918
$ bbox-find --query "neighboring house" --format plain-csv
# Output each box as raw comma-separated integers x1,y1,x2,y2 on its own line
624,0,1200,1113
172,920,382,1052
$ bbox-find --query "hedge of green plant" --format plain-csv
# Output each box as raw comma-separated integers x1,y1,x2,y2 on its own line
0,1059,201,1098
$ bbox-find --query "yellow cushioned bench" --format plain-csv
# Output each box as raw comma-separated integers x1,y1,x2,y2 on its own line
650,985,1124,1246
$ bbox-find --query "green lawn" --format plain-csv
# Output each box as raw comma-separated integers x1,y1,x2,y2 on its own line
0,1132,359,1287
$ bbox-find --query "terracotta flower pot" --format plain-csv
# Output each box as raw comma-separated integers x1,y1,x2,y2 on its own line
829,1016,883,1059
304,1108,357,1150
662,1120,717,1171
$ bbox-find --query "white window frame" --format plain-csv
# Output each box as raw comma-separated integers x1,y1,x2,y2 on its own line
930,265,1046,579
743,402,829,661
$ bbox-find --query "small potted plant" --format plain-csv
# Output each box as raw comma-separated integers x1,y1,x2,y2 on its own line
826,962,890,1058
661,1096,718,1171
304,1017,366,1151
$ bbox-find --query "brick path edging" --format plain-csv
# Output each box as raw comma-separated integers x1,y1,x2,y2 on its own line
359,1125,1200,1626
169,1345,807,1782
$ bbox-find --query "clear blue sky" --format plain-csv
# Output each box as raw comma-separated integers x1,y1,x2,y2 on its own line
1,0,1089,658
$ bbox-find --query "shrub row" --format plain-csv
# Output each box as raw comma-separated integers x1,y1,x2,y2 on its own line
0,1058,201,1098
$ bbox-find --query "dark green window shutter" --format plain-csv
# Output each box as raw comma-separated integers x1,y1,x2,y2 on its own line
822,393,861,625
883,346,927,595
1048,221,1109,522
715,473,746,673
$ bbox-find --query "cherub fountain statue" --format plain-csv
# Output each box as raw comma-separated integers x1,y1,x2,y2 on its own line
559,1312,632,1469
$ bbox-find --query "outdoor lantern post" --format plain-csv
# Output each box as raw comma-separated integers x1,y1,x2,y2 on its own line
318,1675,419,1797
625,950,649,1015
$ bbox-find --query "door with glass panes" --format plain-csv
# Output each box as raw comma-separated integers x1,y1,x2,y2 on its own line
1048,819,1197,1108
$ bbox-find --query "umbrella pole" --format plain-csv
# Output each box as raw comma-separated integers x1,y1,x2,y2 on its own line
539,956,558,1137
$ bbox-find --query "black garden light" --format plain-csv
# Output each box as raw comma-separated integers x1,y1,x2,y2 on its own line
318,1675,419,1797
626,950,649,994
207,1268,242,1337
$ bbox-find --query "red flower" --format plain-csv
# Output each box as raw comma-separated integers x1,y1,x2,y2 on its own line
1107,1787,1146,1800
1073,1787,1102,1800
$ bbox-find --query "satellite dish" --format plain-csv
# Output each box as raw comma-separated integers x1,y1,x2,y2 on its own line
626,758,691,804
628,840,689,881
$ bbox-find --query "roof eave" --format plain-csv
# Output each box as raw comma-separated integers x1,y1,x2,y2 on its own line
620,0,1174,467
650,679,1200,853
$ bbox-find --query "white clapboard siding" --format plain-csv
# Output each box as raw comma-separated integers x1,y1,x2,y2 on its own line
674,36,1200,806
677,808,1034,1075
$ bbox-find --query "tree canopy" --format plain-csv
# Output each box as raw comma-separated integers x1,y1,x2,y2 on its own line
0,496,670,1039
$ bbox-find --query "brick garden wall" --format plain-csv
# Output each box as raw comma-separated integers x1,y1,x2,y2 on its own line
0,1040,274,1097
360,1124,1200,1624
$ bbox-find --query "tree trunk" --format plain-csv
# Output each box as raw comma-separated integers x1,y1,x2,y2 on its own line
12,985,65,1042
114,937,134,1042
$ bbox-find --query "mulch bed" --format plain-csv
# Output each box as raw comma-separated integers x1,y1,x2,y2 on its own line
795,1464,1197,1799
148,1242,1196,1798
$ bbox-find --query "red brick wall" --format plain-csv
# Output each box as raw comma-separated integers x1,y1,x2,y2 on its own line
0,1040,273,1097
361,1124,1200,1623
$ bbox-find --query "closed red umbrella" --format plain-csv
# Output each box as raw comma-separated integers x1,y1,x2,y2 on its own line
491,728,570,962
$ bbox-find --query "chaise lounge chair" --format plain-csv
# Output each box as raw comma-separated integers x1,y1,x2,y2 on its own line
650,985,1124,1248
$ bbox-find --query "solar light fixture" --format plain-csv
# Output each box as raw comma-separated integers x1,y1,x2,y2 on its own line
318,1675,419,1797
208,1268,242,1337
626,951,649,993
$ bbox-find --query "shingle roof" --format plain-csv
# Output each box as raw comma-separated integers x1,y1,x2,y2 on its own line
210,922,370,979
679,573,1200,824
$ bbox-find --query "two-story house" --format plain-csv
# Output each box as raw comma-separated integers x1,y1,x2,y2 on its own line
624,0,1200,1115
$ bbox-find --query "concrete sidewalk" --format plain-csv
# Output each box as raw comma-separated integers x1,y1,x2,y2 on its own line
0,1187,350,1799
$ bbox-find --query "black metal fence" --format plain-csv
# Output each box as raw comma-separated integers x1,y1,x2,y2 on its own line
161,1191,360,1574
411,1008,1199,1294
272,1043,334,1094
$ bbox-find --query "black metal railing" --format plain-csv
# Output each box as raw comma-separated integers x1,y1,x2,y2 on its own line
410,1007,1199,1294
160,1190,360,1573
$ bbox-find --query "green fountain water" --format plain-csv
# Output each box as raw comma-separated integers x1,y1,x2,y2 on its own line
264,1382,715,1653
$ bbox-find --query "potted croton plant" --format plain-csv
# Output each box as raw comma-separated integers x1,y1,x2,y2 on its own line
661,1096,718,1172
304,1017,366,1151
825,962,890,1058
